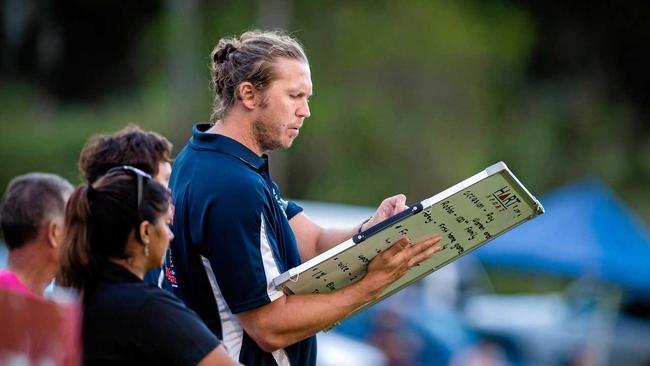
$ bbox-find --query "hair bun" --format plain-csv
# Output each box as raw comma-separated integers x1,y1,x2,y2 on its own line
213,42,238,64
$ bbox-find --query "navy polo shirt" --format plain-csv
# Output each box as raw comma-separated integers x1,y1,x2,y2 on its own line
163,123,316,366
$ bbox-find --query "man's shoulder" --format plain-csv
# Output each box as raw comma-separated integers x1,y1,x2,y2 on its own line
171,167,267,217
174,151,264,191
175,141,240,170
0,269,37,298
190,166,265,197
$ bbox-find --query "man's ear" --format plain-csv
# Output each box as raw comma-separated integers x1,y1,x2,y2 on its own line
236,82,257,110
46,219,64,248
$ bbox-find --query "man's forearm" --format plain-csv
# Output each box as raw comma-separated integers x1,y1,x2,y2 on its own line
314,217,371,254
290,212,372,261
238,275,380,352
239,236,442,353
314,193,409,255
314,226,358,254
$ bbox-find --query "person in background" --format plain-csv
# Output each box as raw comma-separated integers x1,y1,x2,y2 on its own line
0,173,73,296
78,124,174,285
78,124,173,187
57,166,239,365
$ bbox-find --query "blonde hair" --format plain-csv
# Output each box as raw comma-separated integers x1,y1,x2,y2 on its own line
209,30,307,121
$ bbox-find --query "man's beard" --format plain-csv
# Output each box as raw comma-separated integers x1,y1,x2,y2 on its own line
253,117,284,152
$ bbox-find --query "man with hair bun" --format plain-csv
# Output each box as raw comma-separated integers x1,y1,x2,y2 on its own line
0,173,73,296
166,29,442,365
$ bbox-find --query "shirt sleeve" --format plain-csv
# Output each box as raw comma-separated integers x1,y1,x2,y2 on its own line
286,201,303,220
139,289,221,366
194,179,285,314
271,181,303,220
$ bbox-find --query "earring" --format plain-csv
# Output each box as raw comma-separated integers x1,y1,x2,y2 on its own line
144,239,150,257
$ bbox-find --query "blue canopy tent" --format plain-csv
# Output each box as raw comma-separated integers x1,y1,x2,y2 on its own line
474,179,650,293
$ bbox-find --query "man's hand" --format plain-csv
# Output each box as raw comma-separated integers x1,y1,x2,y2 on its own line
360,194,409,232
355,235,443,300
236,234,443,352
293,194,415,261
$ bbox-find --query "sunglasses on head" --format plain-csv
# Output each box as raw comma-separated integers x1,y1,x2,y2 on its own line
105,165,152,215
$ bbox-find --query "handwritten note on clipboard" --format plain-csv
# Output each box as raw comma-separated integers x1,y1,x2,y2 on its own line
272,162,545,326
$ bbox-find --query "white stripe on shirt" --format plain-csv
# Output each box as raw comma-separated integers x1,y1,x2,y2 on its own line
201,256,244,360
259,213,284,302
260,214,290,366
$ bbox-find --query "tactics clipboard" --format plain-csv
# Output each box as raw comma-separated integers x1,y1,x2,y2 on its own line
272,162,545,324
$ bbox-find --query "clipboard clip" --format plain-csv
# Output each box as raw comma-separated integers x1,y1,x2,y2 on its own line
353,203,424,244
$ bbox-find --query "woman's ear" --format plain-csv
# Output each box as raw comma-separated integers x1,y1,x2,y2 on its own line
139,221,152,245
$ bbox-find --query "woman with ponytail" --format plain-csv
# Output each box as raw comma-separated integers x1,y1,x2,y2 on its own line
58,166,239,366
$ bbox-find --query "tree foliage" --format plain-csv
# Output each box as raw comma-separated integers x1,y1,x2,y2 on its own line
0,0,648,220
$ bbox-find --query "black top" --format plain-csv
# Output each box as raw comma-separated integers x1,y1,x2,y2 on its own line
82,262,220,366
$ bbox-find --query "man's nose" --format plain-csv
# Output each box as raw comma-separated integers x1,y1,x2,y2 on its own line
297,100,310,119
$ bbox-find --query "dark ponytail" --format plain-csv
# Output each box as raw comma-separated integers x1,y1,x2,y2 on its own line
58,170,170,291
58,185,94,290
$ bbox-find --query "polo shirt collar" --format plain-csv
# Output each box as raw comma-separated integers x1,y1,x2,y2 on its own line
190,123,267,170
